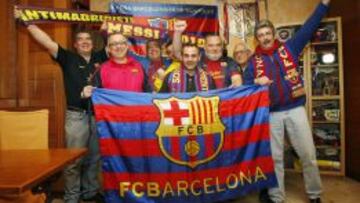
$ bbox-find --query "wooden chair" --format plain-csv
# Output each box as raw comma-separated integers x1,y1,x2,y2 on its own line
0,109,49,150
0,109,49,203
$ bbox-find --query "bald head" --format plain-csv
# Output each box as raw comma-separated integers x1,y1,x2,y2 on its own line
107,33,129,61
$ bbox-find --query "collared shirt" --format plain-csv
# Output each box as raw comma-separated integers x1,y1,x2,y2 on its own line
54,45,107,110
99,56,147,92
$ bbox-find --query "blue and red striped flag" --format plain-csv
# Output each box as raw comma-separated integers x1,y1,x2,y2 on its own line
92,85,277,203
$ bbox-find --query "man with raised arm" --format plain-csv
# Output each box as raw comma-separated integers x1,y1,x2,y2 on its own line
14,8,106,203
243,1,331,202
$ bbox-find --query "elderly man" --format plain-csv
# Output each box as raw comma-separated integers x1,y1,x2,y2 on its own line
233,41,252,73
243,0,331,202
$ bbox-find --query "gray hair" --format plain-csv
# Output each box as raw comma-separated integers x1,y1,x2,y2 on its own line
254,19,275,39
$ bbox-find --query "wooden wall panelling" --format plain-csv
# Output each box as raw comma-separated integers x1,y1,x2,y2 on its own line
328,0,360,180
0,0,17,108
15,0,71,148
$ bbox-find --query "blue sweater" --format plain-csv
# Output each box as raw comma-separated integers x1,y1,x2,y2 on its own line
243,3,329,112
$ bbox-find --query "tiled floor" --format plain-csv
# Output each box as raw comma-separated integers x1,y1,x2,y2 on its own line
52,173,360,203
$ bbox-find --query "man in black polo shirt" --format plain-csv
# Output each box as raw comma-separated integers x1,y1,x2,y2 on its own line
16,20,106,202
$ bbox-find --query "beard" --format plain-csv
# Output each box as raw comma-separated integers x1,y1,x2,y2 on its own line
184,62,197,70
205,51,222,61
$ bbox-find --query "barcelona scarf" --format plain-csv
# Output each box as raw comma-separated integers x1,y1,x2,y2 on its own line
92,85,277,203
168,67,210,92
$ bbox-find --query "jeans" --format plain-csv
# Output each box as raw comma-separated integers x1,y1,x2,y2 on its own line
63,110,101,203
268,106,322,202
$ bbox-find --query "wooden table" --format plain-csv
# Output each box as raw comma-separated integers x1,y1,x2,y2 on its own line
0,149,87,195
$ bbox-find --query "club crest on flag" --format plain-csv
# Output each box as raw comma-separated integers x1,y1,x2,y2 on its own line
154,96,225,168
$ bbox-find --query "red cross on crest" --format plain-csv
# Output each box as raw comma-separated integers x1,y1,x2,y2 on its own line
163,101,189,126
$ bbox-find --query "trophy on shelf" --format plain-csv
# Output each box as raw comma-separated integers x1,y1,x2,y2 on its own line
312,24,337,42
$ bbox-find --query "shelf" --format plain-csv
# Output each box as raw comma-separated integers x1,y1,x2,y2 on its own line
311,41,338,45
312,64,339,68
315,145,341,149
312,120,340,124
286,169,342,175
312,95,340,100
277,17,344,176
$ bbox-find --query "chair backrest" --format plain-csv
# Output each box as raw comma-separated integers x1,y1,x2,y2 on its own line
0,109,49,150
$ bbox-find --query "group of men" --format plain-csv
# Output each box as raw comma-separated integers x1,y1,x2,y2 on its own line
15,0,330,202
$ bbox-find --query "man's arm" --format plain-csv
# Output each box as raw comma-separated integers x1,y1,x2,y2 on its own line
287,0,330,56
27,25,58,57
173,20,187,61
322,0,330,5
227,58,243,87
14,7,58,57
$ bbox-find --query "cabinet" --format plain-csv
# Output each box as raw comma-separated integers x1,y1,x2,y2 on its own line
276,17,345,175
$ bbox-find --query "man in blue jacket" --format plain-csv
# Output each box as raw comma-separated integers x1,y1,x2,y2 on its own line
243,0,330,202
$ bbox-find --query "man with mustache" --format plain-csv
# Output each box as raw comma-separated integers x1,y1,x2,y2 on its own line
159,44,215,93
173,21,242,89
14,9,107,203
243,0,330,202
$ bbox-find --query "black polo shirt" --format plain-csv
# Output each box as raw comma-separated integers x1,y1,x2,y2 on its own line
54,45,108,110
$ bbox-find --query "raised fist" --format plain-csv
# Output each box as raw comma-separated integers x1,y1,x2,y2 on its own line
322,0,330,5
174,20,187,33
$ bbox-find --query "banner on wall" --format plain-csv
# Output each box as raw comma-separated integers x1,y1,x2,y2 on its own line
109,2,220,55
92,86,277,203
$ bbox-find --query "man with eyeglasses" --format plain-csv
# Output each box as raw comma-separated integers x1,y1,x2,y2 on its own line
233,41,252,73
82,32,148,96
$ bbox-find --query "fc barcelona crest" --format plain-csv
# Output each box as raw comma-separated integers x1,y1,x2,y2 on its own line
154,96,225,168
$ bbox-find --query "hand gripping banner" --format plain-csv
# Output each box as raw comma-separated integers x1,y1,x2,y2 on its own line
92,85,277,203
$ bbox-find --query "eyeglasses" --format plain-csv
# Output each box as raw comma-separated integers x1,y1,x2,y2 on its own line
108,41,127,48
234,50,249,55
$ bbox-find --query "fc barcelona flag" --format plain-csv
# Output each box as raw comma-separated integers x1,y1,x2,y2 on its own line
92,85,277,203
